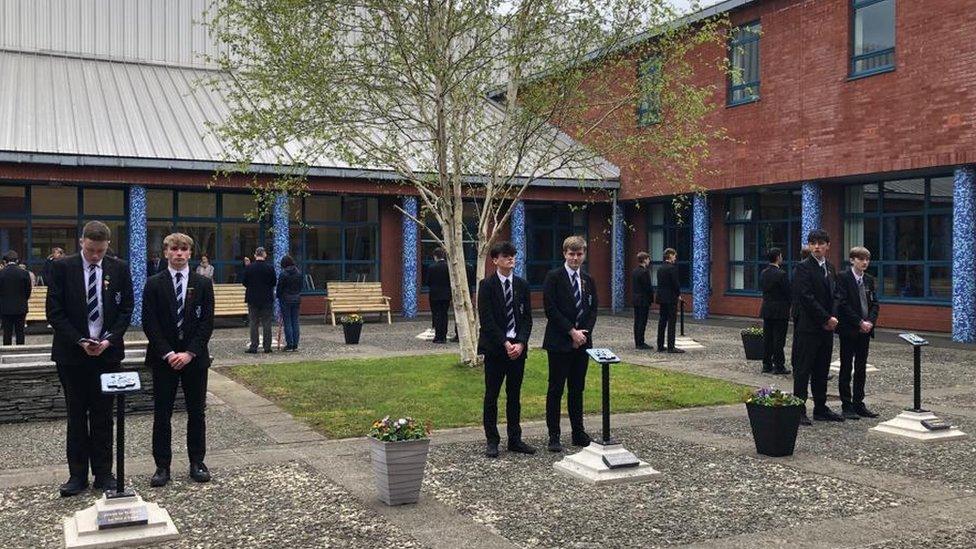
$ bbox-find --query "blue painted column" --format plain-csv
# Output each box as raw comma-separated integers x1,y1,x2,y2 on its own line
272,192,289,318
800,181,822,245
953,166,976,343
128,186,148,326
611,199,625,313
692,193,710,319
402,197,418,318
511,200,526,279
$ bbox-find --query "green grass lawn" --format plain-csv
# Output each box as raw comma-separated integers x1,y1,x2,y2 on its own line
228,353,749,439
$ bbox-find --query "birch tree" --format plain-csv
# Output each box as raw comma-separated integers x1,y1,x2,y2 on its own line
207,0,728,364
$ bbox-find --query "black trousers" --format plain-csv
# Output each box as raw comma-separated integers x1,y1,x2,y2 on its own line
483,348,526,445
657,303,677,350
247,303,273,351
762,318,788,369
792,330,833,412
545,350,589,437
633,305,649,346
56,359,120,479
430,299,450,341
839,332,871,406
1,314,26,345
152,359,209,469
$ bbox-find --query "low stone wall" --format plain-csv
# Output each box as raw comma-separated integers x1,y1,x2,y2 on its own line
0,364,185,424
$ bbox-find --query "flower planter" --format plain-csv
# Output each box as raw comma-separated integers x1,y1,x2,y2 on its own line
369,437,430,505
342,322,363,344
741,333,764,360
746,402,802,457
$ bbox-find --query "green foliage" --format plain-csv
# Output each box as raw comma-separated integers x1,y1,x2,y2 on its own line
741,325,763,337
228,352,748,439
744,386,804,407
339,314,364,325
368,416,431,441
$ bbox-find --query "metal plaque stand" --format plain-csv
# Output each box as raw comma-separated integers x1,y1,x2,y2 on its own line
64,372,179,548
553,348,661,485
870,334,966,442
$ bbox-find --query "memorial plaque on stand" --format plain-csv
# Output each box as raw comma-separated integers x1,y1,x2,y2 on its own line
96,505,149,530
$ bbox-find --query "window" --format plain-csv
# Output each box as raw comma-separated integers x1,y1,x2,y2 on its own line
646,201,692,290
297,195,380,292
636,57,662,127
728,21,761,106
851,0,895,77
524,203,588,288
727,191,801,292
420,202,478,291
844,176,951,302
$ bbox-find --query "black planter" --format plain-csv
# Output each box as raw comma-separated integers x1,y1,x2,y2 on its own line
342,322,363,344
746,402,802,457
741,333,764,360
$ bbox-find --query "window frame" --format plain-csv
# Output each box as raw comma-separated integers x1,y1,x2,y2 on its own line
646,200,693,291
725,190,802,295
849,0,896,79
524,203,589,289
636,56,663,127
294,194,381,294
727,20,761,107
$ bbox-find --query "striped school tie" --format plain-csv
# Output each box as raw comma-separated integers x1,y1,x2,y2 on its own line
175,272,185,333
572,272,583,325
504,278,515,334
86,264,99,323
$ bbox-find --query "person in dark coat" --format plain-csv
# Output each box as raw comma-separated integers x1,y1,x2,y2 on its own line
426,248,451,343
276,255,303,352
792,229,843,425
834,246,880,419
142,232,215,487
242,247,277,353
542,235,597,452
147,251,166,277
655,248,683,353
759,247,791,375
0,251,32,345
478,241,534,458
42,246,64,286
46,221,134,496
631,251,653,349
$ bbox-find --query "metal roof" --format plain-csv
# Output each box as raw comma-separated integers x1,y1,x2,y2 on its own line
0,49,619,186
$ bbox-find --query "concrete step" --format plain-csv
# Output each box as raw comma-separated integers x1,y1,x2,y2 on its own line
0,349,147,365
0,357,146,370
0,340,149,355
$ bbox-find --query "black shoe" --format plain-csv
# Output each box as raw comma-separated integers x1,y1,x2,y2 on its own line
667,348,685,354
189,462,211,483
813,408,845,422
508,440,536,455
657,348,666,352
59,476,88,497
855,404,879,418
841,407,861,420
799,414,812,426
761,365,773,374
150,467,171,487
547,436,563,453
773,367,791,375
432,339,446,344
485,442,500,458
245,348,258,354
263,348,273,354
571,432,592,447
636,344,652,350
92,474,117,491
286,346,298,352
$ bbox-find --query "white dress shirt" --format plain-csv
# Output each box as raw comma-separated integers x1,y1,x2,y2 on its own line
168,265,190,304
497,271,516,339
81,255,104,339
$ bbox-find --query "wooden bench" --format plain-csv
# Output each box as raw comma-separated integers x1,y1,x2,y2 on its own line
325,282,392,325
26,286,47,322
24,283,249,323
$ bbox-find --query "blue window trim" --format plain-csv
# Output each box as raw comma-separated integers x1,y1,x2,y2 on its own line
636,57,662,127
646,199,692,291
524,203,589,289
849,0,896,78
727,20,761,107
842,175,952,304
724,190,802,294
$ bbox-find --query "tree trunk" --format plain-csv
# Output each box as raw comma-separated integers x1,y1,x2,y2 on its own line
441,206,480,366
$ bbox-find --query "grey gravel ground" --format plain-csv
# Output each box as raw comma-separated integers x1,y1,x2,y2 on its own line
685,402,976,494
0,461,425,549
423,429,911,548
0,404,272,471
865,524,976,549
